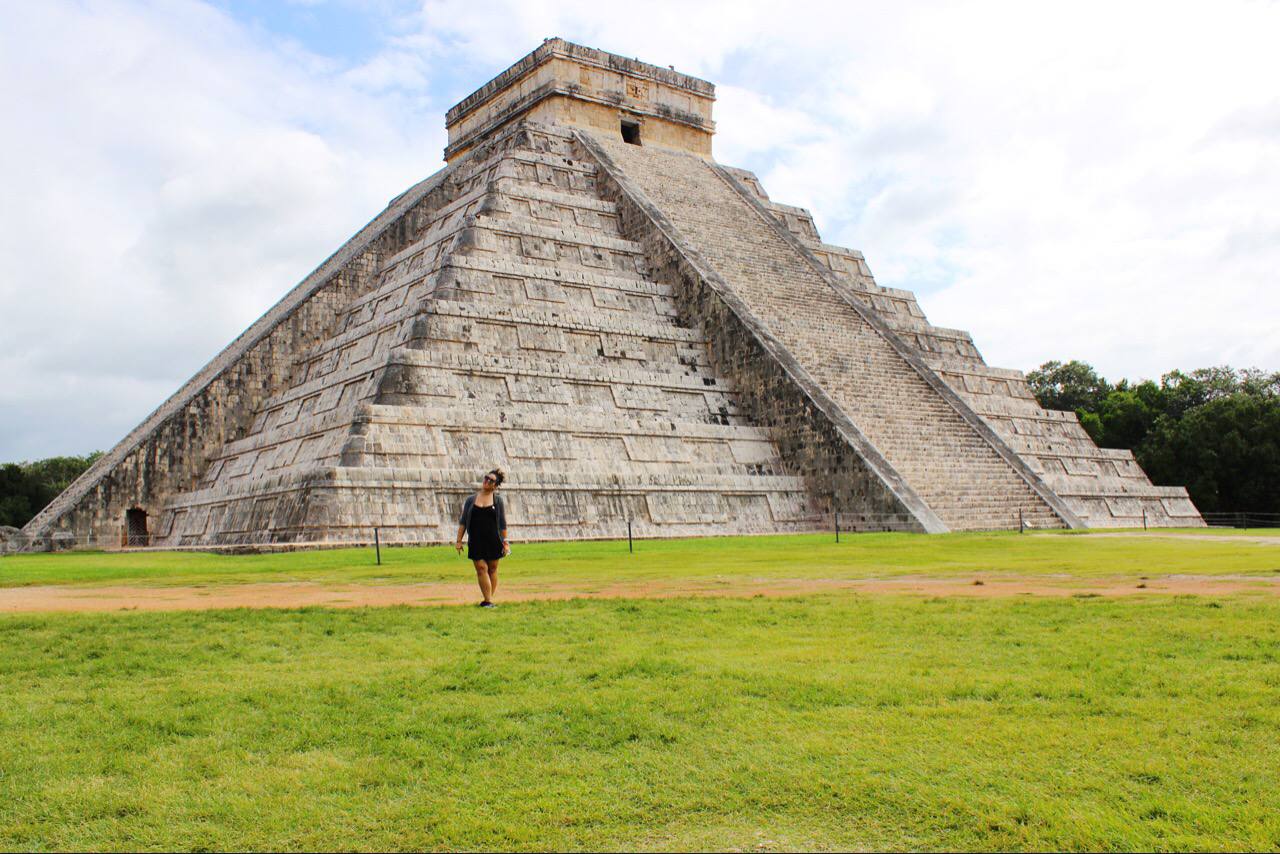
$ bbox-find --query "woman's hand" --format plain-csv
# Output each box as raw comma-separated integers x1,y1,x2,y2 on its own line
502,539,511,557
455,540,463,555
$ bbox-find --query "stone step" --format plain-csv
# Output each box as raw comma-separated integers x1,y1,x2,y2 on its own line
280,295,719,401
373,149,609,280
211,440,798,486
504,147,601,176
748,183,1194,530
161,513,827,547
382,346,733,394
362,403,777,441
888,324,983,361
1054,489,1201,526
440,258,681,318
430,293,692,330
303,246,693,375
448,144,602,193
350,453,791,480
922,355,1028,382
445,253,675,298
239,359,746,452
487,175,620,224
231,343,751,462
379,188,487,270
466,212,645,257
458,218,650,281
413,307,710,372
1005,436,1138,461
586,130,1070,531
964,398,1065,418
211,401,788,470
423,296,701,347
1040,473,1191,498
168,464,816,509
434,278,681,324
158,442,829,544
981,419,1095,445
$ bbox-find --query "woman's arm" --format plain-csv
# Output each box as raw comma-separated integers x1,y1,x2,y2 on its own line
497,496,509,554
456,496,472,554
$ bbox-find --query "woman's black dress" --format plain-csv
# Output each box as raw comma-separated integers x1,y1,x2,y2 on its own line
467,503,504,561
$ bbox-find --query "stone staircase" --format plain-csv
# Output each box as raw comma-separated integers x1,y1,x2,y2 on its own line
584,133,1071,532
27,39,1200,551
154,126,822,546
729,171,1201,528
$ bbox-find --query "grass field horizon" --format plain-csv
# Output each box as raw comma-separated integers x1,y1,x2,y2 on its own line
3,529,1279,590
3,531,1279,850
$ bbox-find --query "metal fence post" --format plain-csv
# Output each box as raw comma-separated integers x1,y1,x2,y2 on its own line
374,527,381,566
1019,509,1025,534
627,519,633,554
835,510,840,543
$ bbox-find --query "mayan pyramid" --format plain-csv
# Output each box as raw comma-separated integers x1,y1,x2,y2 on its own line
22,38,1202,549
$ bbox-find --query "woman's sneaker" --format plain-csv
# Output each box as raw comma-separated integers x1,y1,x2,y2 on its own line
479,601,496,608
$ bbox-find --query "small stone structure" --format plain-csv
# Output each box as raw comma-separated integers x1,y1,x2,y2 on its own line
0,526,29,556
21,38,1202,549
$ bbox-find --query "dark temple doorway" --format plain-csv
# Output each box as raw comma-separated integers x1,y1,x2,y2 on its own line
125,508,148,547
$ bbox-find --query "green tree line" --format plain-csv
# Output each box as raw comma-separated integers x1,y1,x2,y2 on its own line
1027,362,1280,515
0,453,102,528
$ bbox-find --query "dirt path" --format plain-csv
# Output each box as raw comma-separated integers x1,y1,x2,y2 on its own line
3,574,1279,613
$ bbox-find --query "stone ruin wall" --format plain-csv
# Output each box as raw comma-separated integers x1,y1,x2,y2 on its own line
18,34,1202,548
728,175,1201,527
151,123,830,546
582,135,930,533
19,166,465,548
445,38,715,162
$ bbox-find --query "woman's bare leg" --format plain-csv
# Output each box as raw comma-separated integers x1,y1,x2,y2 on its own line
487,559,500,597
473,559,493,603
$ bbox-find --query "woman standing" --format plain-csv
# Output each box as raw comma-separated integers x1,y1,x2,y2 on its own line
455,468,509,607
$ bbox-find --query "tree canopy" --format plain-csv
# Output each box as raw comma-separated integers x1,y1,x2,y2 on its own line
1026,360,1112,413
1028,363,1280,515
0,453,102,528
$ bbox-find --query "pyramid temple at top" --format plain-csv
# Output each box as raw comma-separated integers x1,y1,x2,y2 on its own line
23,38,1203,549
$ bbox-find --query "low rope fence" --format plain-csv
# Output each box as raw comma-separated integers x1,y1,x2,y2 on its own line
1200,512,1280,529
5,510,1279,557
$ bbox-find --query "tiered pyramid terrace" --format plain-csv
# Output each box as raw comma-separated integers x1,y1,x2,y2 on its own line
23,38,1200,549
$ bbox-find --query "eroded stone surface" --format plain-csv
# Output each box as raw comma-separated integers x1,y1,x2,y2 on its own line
22,39,1200,549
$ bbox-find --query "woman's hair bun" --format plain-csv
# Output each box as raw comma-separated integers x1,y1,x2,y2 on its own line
488,467,506,486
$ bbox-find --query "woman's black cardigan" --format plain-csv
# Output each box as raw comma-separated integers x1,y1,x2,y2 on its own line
458,494,507,534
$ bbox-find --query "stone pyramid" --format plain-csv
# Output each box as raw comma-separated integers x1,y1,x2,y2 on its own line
23,38,1201,549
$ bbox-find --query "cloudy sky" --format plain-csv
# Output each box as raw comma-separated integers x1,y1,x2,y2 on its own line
2,0,1277,462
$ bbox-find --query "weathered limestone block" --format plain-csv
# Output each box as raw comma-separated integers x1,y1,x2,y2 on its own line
581,131,1073,532
26,39,1200,549
0,526,29,556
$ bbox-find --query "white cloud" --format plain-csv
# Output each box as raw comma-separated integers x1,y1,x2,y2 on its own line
0,0,446,460
1,0,1276,461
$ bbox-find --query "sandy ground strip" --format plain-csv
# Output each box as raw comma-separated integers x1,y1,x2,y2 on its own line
3,574,1279,613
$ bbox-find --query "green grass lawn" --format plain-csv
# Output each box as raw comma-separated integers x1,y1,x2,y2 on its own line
3,530,1279,589
3,594,1279,851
